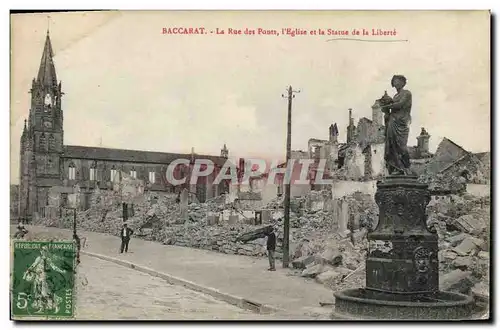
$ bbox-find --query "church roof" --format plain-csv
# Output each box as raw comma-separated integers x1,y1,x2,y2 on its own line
62,145,227,167
37,32,58,88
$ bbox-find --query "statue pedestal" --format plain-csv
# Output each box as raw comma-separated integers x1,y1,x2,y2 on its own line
332,175,475,320
367,175,438,294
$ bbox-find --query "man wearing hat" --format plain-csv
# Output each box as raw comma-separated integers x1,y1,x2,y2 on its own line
265,227,276,271
119,222,134,253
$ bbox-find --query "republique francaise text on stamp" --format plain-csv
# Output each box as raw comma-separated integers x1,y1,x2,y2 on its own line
11,241,76,319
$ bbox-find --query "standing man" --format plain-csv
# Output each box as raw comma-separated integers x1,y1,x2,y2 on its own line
119,223,134,253
266,227,276,271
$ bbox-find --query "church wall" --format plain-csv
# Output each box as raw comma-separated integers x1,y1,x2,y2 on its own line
61,157,223,198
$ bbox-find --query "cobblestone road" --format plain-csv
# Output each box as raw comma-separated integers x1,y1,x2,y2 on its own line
74,255,276,320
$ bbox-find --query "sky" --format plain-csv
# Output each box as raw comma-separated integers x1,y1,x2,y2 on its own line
10,11,491,184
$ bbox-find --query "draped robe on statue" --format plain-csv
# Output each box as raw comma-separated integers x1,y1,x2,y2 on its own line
385,89,412,174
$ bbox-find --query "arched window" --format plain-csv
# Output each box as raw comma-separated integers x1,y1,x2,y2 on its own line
110,165,118,182
68,162,76,180
39,133,47,151
148,170,156,184
89,161,97,181
48,134,56,151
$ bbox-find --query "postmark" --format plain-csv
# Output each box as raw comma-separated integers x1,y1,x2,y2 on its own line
11,241,76,319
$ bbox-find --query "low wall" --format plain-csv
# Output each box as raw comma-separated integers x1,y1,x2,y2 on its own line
332,180,377,199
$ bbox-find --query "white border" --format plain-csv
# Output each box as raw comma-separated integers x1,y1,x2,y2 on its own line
3,1,498,330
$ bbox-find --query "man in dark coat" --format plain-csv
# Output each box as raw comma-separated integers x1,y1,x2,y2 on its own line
119,223,134,253
266,227,276,271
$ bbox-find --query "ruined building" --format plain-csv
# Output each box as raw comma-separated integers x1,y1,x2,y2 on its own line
299,97,432,181
18,32,229,220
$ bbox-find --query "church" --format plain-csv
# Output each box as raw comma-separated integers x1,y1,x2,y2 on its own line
18,32,230,220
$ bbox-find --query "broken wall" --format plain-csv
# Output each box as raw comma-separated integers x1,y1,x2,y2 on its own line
369,143,385,178
344,145,365,179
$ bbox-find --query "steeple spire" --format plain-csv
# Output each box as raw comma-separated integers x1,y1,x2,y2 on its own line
21,119,27,138
37,32,57,89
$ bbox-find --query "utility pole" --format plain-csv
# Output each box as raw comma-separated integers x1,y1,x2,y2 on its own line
281,86,300,268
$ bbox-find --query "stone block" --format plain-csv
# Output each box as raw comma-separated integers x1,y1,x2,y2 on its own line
452,237,480,256
300,263,325,278
478,251,489,260
316,248,343,266
292,240,313,259
228,215,239,225
452,214,487,236
291,255,315,269
439,269,474,294
471,280,489,304
446,233,470,247
452,256,473,270
440,250,458,261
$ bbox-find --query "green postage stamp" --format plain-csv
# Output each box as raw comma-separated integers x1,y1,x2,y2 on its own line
11,241,76,319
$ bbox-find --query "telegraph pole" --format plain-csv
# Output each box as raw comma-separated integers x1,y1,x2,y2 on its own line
282,86,300,268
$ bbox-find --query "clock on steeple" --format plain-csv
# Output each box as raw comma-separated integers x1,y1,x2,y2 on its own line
43,119,53,129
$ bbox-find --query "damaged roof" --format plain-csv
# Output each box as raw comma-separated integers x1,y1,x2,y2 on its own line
424,138,469,174
62,145,227,167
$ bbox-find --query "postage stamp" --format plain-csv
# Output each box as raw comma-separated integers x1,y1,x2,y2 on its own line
11,241,76,319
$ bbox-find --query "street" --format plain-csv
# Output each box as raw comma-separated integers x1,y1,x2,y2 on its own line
74,255,275,320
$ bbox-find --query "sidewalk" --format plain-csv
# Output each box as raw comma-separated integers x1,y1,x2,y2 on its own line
18,226,335,318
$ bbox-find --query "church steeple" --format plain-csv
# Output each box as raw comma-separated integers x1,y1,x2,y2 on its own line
220,143,228,158
37,30,58,89
21,119,27,138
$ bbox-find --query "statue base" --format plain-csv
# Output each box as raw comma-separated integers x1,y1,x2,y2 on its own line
331,174,475,320
332,289,475,320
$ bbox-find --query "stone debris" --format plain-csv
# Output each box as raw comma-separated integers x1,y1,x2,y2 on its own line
32,177,490,300
471,279,489,305
452,256,474,270
447,233,469,247
291,255,315,270
316,248,343,266
452,237,483,256
315,267,351,286
452,213,487,236
478,251,489,260
301,263,326,278
439,269,474,294
236,225,273,243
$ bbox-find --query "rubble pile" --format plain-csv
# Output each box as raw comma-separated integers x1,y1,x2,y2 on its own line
419,173,467,193
34,176,488,300
289,192,490,298
427,194,490,297
160,223,270,257
186,197,224,223
343,192,378,229
74,189,179,236
292,235,369,290
264,195,284,209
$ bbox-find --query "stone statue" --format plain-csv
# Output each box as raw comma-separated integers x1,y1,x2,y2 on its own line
380,75,412,175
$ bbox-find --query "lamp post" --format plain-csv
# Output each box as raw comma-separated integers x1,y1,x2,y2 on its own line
281,86,300,268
